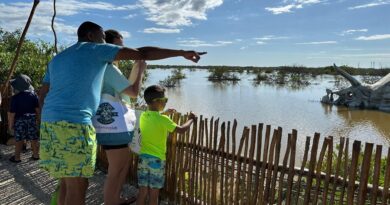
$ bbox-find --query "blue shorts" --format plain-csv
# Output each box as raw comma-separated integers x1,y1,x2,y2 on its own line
14,114,38,142
96,131,134,145
137,154,166,189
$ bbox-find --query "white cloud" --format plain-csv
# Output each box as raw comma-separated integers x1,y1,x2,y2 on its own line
340,53,390,58
0,1,138,42
265,0,322,15
339,29,368,36
355,34,390,41
256,41,266,45
143,27,181,34
348,0,390,10
296,41,337,45
254,35,290,41
227,15,240,21
120,31,131,38
177,38,232,47
123,14,138,19
139,0,223,27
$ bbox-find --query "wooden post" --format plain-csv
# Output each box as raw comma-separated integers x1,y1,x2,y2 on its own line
371,145,382,205
329,137,345,205
303,133,320,205
357,143,373,205
294,136,311,204
346,141,361,205
285,129,297,205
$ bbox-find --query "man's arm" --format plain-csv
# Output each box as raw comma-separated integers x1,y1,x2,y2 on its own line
115,46,206,63
38,83,49,113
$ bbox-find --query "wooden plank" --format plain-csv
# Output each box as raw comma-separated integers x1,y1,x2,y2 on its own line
234,127,250,205
313,137,330,205
252,123,263,205
246,125,257,205
229,120,238,204
303,133,320,205
322,136,334,205
206,117,213,205
277,133,291,205
190,117,199,204
224,121,231,205
370,145,382,205
346,141,361,205
219,122,226,205
211,119,219,205
285,129,297,205
294,136,311,205
202,118,209,205
264,129,279,204
269,127,282,205
329,137,345,205
357,143,373,205
338,138,349,205
382,148,390,205
257,125,271,204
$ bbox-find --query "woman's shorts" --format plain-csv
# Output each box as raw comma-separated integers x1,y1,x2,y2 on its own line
137,154,166,189
96,131,134,146
14,114,38,142
39,121,97,178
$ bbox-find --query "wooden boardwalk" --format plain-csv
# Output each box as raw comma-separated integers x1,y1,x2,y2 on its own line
0,144,137,205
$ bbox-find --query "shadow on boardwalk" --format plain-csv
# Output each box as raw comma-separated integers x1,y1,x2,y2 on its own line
0,144,136,205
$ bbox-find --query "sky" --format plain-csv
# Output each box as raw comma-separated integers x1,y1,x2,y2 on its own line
0,0,389,68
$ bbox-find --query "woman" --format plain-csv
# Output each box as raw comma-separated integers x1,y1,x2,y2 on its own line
96,30,146,205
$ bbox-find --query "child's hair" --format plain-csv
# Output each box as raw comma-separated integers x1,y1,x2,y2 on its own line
77,21,102,39
144,85,166,104
105,29,122,44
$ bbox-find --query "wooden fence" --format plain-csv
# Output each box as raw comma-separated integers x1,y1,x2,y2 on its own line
97,113,390,205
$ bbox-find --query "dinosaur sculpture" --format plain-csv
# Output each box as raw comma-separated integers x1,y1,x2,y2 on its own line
321,64,390,112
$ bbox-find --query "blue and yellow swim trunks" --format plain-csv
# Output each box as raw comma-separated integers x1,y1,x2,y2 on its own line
39,121,97,178
137,154,166,189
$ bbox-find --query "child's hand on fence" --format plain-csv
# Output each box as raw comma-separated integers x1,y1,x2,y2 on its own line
164,108,176,115
189,112,196,120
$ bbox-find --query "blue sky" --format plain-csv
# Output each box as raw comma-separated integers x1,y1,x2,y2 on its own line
0,0,389,68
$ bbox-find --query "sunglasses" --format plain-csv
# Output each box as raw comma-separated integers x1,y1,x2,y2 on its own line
153,97,168,103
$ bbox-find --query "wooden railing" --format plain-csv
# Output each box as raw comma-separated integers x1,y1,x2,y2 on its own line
89,113,390,204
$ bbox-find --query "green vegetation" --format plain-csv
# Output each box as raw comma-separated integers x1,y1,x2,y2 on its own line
159,68,186,88
208,67,240,82
0,29,56,89
149,64,390,76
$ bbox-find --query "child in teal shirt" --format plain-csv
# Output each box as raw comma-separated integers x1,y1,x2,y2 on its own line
137,85,196,205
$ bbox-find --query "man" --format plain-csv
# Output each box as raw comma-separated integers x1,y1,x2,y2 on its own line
39,21,206,205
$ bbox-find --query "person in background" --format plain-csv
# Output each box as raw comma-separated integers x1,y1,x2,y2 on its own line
136,85,196,205
96,29,146,205
8,74,39,163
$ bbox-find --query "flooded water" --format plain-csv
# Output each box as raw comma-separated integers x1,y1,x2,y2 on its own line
144,68,390,156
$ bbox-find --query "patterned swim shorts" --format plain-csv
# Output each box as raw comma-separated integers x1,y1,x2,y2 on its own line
138,154,166,189
39,121,97,178
14,114,38,142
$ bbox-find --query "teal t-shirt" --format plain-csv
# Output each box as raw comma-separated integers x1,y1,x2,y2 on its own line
140,110,177,160
102,64,131,103
41,42,121,124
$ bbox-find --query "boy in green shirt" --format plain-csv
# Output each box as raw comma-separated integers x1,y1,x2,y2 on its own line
137,85,196,205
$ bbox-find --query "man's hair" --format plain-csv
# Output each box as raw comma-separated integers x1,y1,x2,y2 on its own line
77,21,102,40
105,29,122,44
144,85,166,104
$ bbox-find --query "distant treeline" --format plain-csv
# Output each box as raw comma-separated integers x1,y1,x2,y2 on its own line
148,64,390,76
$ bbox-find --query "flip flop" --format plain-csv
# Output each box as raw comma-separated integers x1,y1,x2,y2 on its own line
9,156,21,163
